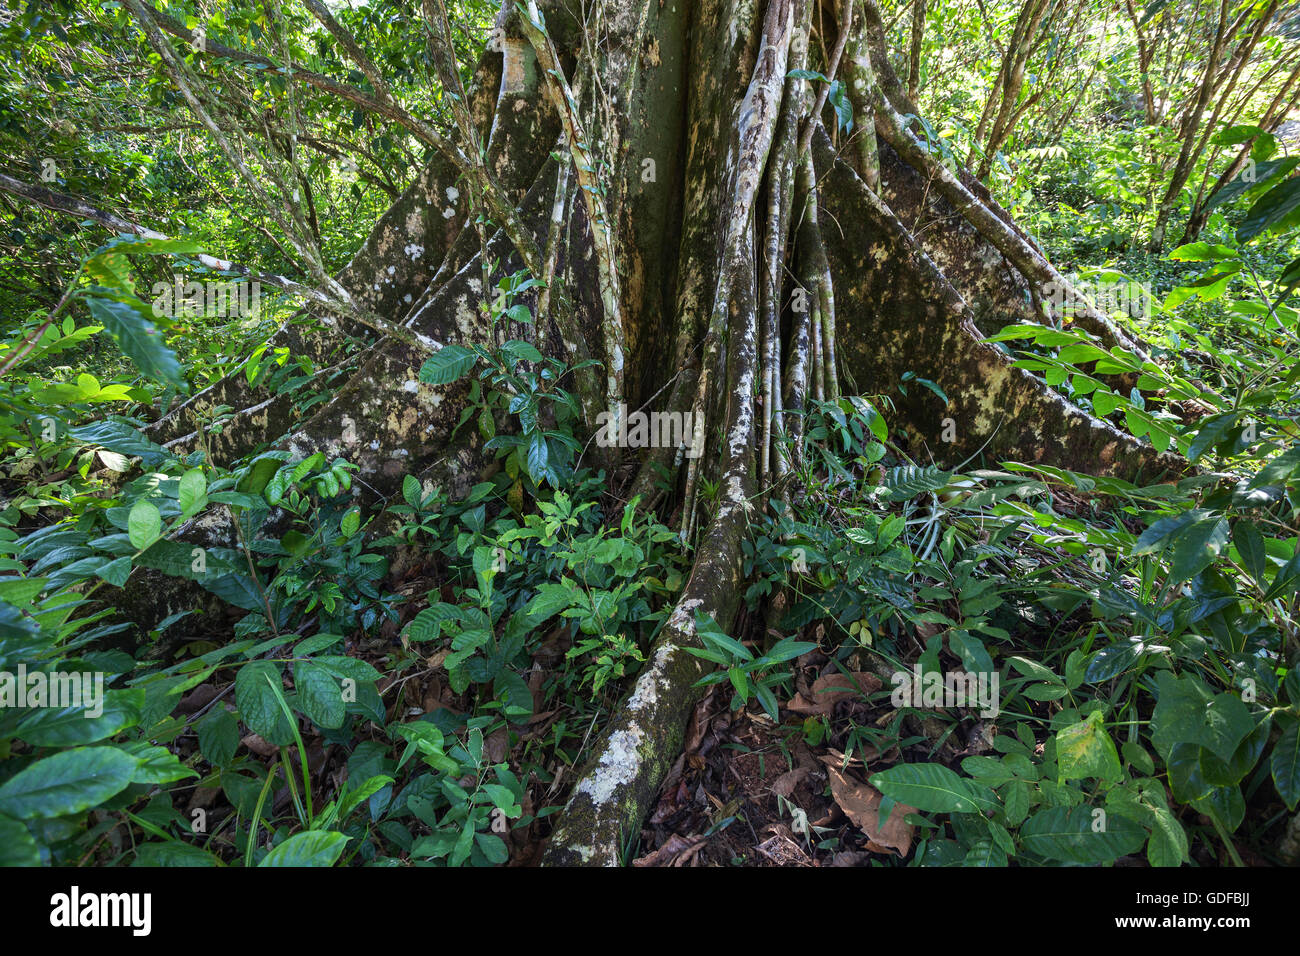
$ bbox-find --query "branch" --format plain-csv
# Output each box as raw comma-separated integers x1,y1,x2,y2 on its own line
298,0,544,279
520,0,627,425
140,0,542,278
0,172,432,351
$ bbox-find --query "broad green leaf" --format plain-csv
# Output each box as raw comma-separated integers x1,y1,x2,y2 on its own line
870,763,997,814
127,499,162,551
258,830,351,867
197,707,240,766
16,687,143,747
1231,519,1267,583
178,468,207,516
0,813,40,866
1150,672,1253,762
234,662,296,745
1238,177,1300,242
132,842,221,866
1055,711,1122,783
0,747,138,819
85,294,185,387
294,660,345,729
1019,806,1145,863
418,344,476,385
1272,721,1300,811
129,745,199,784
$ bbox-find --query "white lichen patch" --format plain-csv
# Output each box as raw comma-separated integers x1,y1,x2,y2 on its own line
454,294,478,338
627,643,676,713
445,186,459,203
575,728,643,805
667,597,704,633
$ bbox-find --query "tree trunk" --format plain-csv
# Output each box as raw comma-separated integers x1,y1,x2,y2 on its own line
137,0,1186,864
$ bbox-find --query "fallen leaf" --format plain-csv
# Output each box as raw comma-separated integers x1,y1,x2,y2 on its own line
240,733,278,757
825,764,916,856
770,766,810,798
755,825,813,866
631,834,709,867
786,671,882,716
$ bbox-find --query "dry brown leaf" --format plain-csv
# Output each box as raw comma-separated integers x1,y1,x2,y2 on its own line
240,733,278,757
755,825,813,866
825,764,916,857
631,834,709,867
770,766,811,798
786,671,882,716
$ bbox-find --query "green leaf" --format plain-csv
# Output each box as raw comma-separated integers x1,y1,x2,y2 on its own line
96,556,132,588
0,813,40,866
314,655,382,684
502,339,544,364
338,775,395,821
84,293,185,387
525,430,549,483
1191,784,1245,833
197,707,240,766
1272,721,1300,811
1168,241,1239,262
1232,519,1267,583
1019,806,1145,863
1132,508,1201,554
828,79,853,133
129,745,199,784
234,661,296,745
1166,516,1228,583
404,604,461,642
1150,672,1253,762
418,344,477,385
258,830,351,867
132,842,221,866
1055,711,1123,784
401,474,423,507
1238,177,1300,242
870,763,997,814
1247,444,1300,489
294,660,345,729
1205,156,1299,209
1166,743,1214,803
17,688,142,747
764,637,817,663
127,499,162,551
692,611,752,662
0,747,138,819
178,468,207,516
1200,720,1269,787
